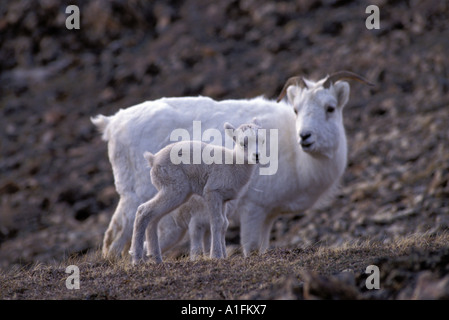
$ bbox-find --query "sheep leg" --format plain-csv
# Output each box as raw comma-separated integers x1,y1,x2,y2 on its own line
220,203,237,258
202,228,211,257
130,201,154,265
157,215,188,255
102,219,119,257
259,214,277,254
204,191,227,259
130,190,189,265
188,216,207,260
218,215,229,258
239,203,267,257
103,195,140,258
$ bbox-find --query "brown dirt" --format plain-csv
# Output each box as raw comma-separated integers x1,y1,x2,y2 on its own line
1,0,449,300
1,233,448,300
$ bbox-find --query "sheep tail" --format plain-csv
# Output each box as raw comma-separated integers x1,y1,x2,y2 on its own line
143,151,155,167
90,114,111,141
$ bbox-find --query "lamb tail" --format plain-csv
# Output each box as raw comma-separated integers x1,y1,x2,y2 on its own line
143,151,155,167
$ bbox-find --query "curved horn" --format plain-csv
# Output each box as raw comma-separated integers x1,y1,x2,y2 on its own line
323,71,374,89
276,76,308,103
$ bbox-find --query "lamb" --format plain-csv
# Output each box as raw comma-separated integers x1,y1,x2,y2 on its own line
151,195,213,260
91,71,373,259
145,184,244,261
129,120,263,264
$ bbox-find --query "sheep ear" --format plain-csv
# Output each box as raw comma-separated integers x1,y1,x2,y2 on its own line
287,86,301,105
334,81,350,108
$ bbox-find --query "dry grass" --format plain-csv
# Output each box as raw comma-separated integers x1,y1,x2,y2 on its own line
1,232,448,300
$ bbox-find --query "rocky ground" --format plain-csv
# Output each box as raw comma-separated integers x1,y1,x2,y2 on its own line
1,0,449,299
1,233,449,300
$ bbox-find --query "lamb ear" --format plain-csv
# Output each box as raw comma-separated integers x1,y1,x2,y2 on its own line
224,122,235,139
252,118,261,127
224,122,235,131
143,151,154,167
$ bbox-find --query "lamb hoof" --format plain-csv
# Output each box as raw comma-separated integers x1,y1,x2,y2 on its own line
129,251,144,266
131,258,143,266
146,254,163,264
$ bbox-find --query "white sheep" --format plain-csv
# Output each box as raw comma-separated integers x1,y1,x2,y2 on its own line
129,121,263,264
91,71,373,258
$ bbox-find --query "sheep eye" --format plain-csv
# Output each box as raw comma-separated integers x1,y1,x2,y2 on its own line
293,109,298,115
326,105,335,113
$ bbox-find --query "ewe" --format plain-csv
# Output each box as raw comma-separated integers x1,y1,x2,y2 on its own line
129,121,263,264
91,71,373,258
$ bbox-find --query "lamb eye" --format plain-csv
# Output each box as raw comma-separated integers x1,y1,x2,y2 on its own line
326,105,335,113
293,109,298,115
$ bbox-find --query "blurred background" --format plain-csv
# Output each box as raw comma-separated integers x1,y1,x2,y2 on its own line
0,0,448,269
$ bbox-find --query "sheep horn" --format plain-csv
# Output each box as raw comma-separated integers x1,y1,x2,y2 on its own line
276,76,308,103
322,71,374,89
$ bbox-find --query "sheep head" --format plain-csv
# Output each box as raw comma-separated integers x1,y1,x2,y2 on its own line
224,119,264,164
277,71,373,159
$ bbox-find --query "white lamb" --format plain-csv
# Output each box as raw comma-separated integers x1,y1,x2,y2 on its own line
151,195,213,260
129,121,263,264
91,71,373,258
